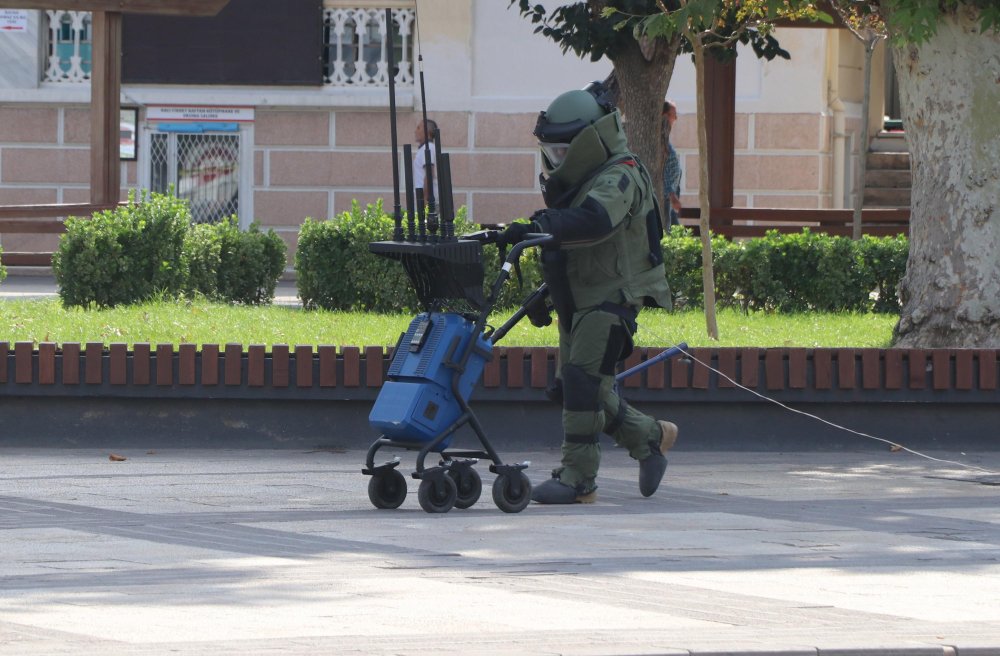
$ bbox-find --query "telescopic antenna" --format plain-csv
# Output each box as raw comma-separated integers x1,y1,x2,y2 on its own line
403,143,416,241
438,152,455,241
385,8,403,241
417,53,438,242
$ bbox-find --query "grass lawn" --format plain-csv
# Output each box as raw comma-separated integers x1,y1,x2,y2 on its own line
0,298,897,350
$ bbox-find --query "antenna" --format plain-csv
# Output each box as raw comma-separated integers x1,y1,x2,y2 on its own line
403,143,416,241
367,0,486,313
385,8,403,241
417,53,438,242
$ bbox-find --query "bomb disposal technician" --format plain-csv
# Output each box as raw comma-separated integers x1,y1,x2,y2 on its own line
497,82,680,505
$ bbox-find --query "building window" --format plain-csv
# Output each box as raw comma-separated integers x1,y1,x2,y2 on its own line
43,10,91,83
42,6,415,88
322,7,414,87
147,130,245,226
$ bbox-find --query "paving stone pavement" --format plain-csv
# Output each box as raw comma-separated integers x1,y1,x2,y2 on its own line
1,447,999,656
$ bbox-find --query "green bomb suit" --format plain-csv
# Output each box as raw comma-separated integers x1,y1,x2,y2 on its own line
522,104,675,501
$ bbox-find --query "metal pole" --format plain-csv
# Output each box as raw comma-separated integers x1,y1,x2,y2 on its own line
385,8,403,241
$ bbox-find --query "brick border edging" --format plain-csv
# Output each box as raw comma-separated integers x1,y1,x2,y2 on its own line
2,342,998,403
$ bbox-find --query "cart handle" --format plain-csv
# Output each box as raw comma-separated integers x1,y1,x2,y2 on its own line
502,233,553,268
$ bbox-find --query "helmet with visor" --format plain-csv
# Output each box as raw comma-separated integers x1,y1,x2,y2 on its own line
534,81,616,169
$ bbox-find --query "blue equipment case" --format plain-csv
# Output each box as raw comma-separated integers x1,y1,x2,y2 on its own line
369,312,492,448
363,231,549,515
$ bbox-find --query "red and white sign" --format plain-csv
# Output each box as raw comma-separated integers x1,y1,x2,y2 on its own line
0,9,28,32
146,105,255,123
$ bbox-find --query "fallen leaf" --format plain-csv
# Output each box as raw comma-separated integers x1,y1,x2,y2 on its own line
109,453,127,462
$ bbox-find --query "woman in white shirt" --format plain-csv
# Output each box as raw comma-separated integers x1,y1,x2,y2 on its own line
413,118,438,205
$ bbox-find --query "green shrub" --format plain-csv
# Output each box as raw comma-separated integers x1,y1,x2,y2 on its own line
54,191,286,308
661,225,703,308
813,234,869,312
661,225,734,309
215,218,286,305
296,200,416,312
183,222,222,300
295,201,540,313
659,227,907,313
185,218,286,305
295,208,907,316
53,190,189,308
0,243,6,285
856,234,908,313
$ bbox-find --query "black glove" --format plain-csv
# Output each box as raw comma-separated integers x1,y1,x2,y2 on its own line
522,285,552,328
528,209,560,246
497,221,536,248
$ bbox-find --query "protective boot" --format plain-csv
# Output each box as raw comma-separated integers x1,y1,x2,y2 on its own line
531,476,598,504
638,420,678,497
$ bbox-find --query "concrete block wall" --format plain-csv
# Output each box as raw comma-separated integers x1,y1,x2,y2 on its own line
1,104,850,265
251,108,541,264
672,111,839,211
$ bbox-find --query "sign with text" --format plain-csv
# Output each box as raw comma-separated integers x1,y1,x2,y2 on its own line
0,9,28,32
147,105,255,123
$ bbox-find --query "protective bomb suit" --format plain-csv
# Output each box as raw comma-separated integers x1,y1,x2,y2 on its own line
499,82,680,504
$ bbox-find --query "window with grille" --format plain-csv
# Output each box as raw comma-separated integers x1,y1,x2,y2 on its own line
42,5,415,88
43,10,91,83
322,7,414,87
148,131,242,225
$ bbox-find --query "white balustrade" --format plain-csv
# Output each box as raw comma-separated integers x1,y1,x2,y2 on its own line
43,9,91,83
322,7,414,88
40,7,415,89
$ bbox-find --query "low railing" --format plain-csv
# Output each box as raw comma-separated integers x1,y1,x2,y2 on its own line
2,341,997,400
680,207,910,238
3,341,997,448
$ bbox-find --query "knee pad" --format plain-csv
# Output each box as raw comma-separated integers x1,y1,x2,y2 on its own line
562,363,601,412
600,323,633,376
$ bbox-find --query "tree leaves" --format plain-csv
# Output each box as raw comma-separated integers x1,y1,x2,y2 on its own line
882,0,1000,44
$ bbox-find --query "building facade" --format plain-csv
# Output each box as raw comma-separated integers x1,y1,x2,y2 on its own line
0,1,889,266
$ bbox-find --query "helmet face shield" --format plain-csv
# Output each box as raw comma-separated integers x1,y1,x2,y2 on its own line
539,141,570,169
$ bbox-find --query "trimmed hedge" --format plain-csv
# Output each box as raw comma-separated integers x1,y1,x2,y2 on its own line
297,211,907,315
54,191,189,308
295,201,541,313
185,218,286,305
53,191,286,308
663,227,908,313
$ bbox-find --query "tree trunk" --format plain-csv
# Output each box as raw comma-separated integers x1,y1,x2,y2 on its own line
607,34,680,214
688,28,718,340
852,38,879,241
888,7,1000,347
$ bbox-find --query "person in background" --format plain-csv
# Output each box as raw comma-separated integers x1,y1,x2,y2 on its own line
662,101,682,226
413,118,438,206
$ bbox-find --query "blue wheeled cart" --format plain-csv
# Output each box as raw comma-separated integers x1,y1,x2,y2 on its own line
364,231,553,514
363,11,553,513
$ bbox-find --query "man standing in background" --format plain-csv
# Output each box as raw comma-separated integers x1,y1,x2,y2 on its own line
662,101,681,226
413,118,438,207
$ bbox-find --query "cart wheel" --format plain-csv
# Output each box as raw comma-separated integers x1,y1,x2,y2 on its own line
418,473,458,513
368,469,407,509
448,467,482,509
492,471,532,513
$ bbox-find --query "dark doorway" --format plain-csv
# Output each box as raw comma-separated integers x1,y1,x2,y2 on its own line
884,47,903,131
